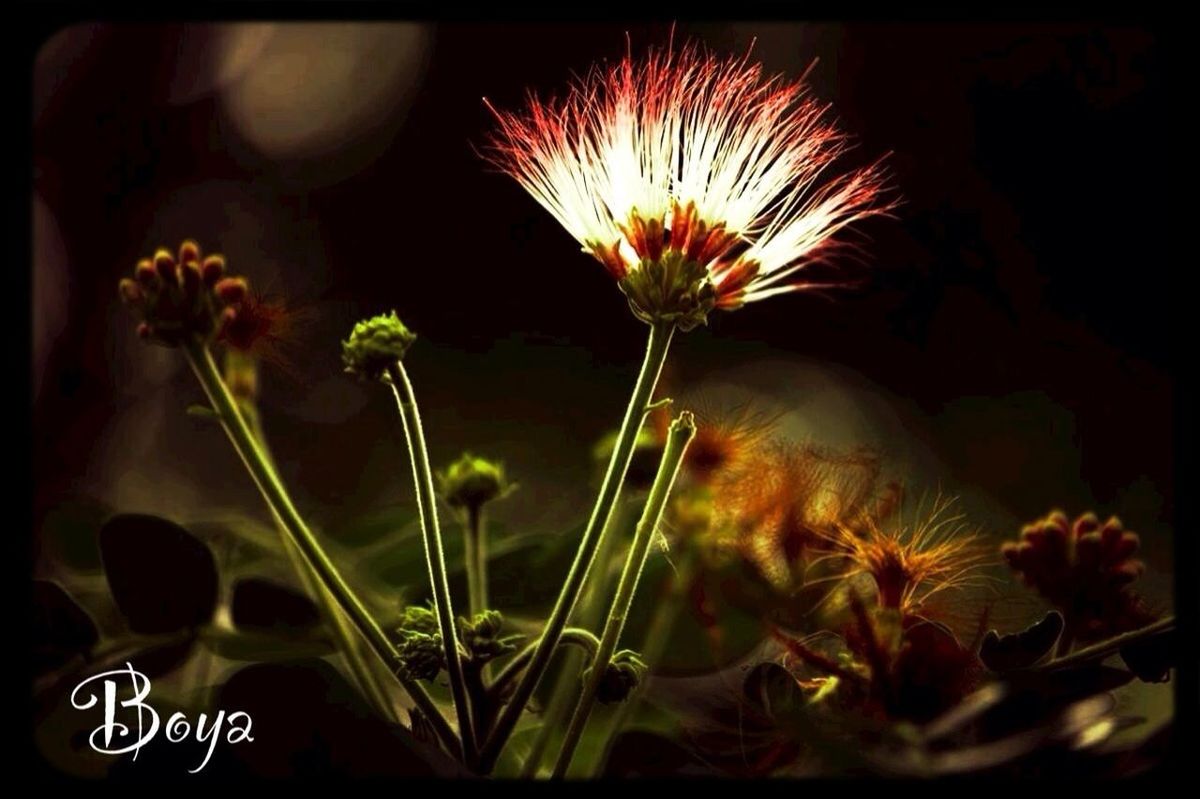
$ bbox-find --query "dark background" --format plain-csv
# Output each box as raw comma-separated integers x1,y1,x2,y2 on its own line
31,22,1173,593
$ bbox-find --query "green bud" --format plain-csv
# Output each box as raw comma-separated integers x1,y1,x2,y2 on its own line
397,602,440,638
459,609,521,663
396,631,445,681
592,649,647,705
437,453,513,510
341,311,417,381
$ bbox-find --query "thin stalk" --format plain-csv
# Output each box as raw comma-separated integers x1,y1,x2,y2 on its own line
479,321,675,772
488,628,601,703
552,412,695,778
182,340,458,755
1035,616,1175,673
386,361,477,769
589,546,696,777
232,366,398,722
519,507,628,778
464,505,487,618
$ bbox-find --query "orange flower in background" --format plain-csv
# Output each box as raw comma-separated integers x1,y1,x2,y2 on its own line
483,39,893,329
710,441,885,589
649,397,781,484
818,493,989,618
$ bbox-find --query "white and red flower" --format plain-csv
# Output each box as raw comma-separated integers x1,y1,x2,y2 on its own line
483,40,893,319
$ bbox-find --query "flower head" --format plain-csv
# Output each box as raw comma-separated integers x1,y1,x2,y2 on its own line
483,40,893,329
341,311,417,381
709,441,885,590
820,493,988,617
437,453,515,512
650,396,781,484
1002,510,1156,642
119,240,235,346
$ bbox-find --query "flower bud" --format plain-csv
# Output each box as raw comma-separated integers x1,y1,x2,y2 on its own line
135,258,158,288
437,453,513,511
181,259,202,298
153,248,176,283
459,609,520,663
118,278,142,304
593,649,647,705
341,311,417,381
178,239,201,266
215,276,248,304
202,255,225,287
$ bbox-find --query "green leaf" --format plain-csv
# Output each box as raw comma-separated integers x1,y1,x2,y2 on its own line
100,514,219,634
980,611,1064,672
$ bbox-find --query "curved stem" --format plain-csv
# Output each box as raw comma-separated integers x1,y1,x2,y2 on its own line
488,628,601,703
552,411,695,777
519,506,629,778
386,361,477,769
478,321,675,773
589,545,696,777
182,340,458,755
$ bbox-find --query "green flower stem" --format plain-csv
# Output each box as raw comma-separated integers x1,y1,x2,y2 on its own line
479,320,676,773
551,411,695,778
464,505,488,618
232,364,398,722
181,340,458,754
588,545,696,777
488,628,602,704
519,508,629,778
385,361,477,768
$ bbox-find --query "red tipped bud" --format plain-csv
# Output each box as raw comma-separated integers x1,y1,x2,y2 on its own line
202,255,225,286
215,277,248,304
154,249,177,283
181,260,202,297
118,278,142,304
1073,511,1099,538
1100,517,1123,548
178,239,201,266
137,322,152,339
135,259,158,288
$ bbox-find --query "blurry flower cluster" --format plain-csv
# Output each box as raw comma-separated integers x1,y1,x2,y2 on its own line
1002,510,1156,643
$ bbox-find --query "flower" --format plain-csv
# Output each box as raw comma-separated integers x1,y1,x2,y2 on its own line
818,493,988,618
217,290,294,361
1002,510,1156,642
709,441,885,590
483,40,893,330
649,396,781,485
341,311,417,381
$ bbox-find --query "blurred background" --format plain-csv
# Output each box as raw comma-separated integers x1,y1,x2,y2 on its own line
32,21,1172,595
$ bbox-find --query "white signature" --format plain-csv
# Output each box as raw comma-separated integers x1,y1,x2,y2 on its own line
70,663,254,774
